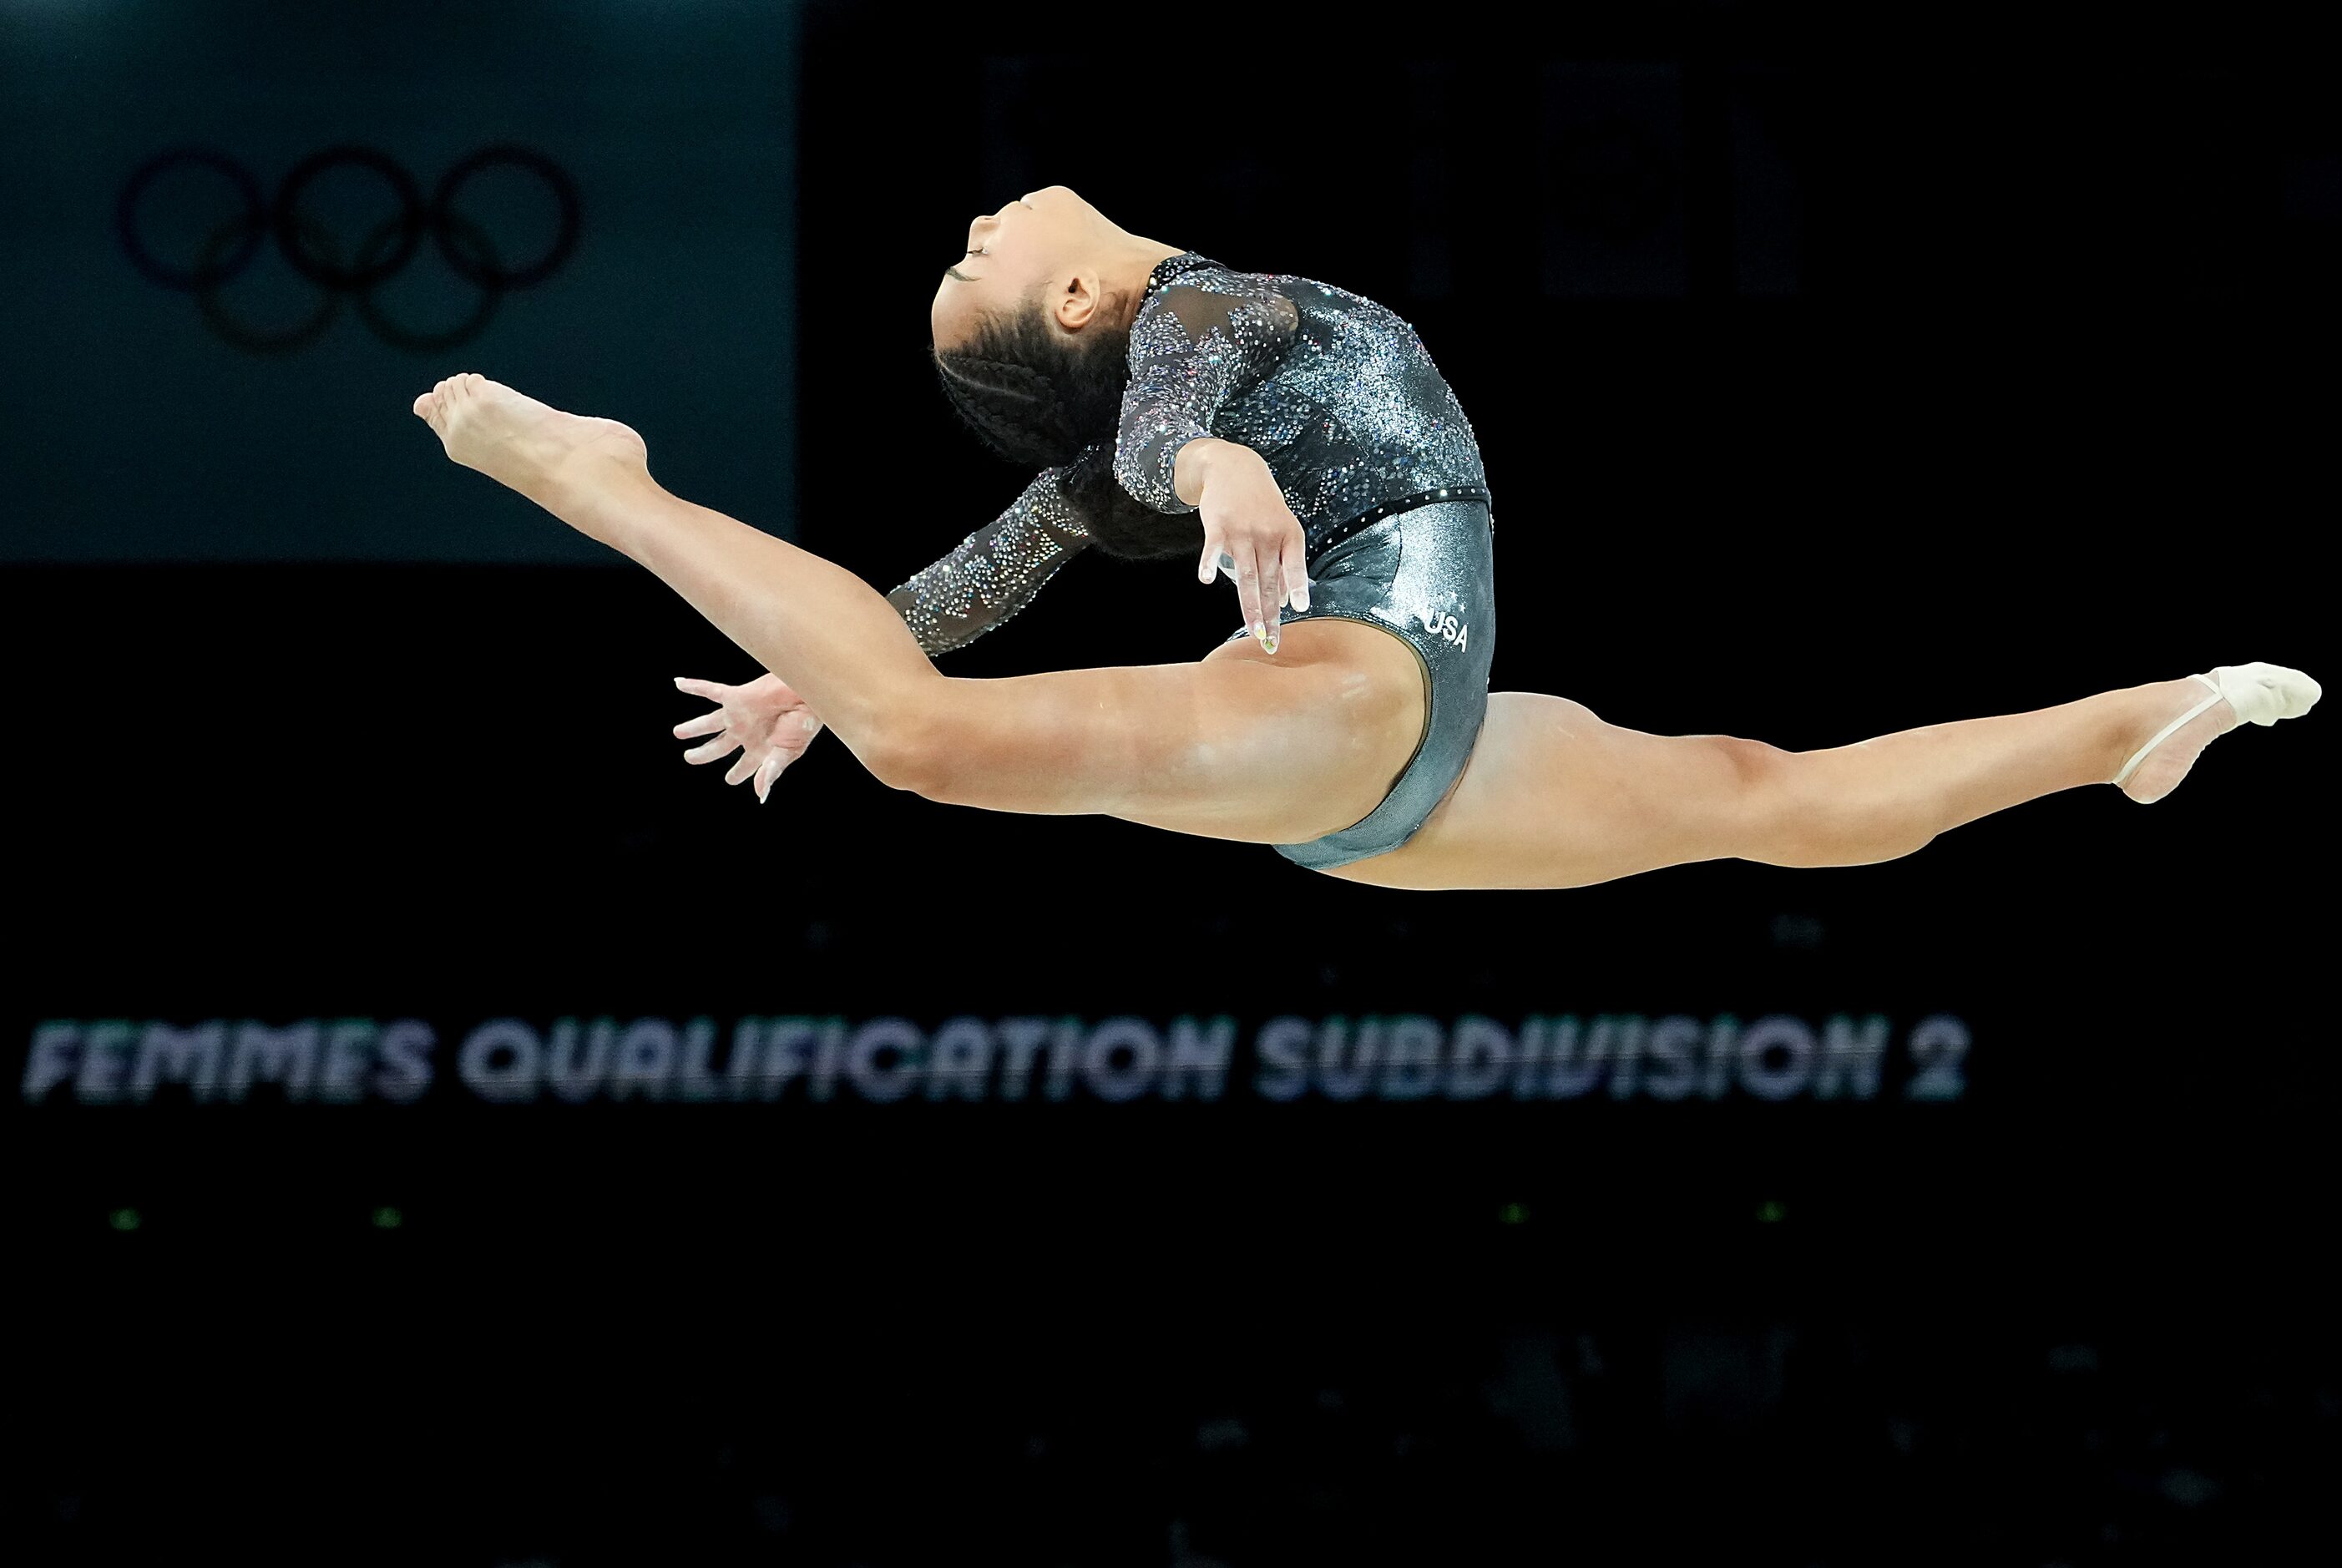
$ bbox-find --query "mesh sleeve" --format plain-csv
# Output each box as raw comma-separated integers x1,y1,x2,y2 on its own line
884,461,1093,655
1111,280,1300,515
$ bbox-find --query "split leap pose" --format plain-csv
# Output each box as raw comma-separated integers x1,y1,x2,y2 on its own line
412,186,2317,890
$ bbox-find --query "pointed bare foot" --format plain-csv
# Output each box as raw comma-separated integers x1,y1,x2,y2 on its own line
412,373,648,505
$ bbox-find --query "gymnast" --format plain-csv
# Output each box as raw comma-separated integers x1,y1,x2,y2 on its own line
412,185,2317,890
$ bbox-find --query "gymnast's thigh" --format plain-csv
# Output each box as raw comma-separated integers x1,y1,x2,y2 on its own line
908,619,1427,844
1317,690,1750,891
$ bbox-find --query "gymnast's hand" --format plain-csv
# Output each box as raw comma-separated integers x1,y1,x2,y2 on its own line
670,672,823,803
1192,446,1311,655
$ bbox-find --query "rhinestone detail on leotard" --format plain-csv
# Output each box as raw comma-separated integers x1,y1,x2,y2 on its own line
891,251,1491,654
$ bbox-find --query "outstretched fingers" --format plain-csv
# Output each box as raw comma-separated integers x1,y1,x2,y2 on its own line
674,675,739,757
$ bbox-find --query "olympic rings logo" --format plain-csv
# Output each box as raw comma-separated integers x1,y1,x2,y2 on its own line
116,143,581,353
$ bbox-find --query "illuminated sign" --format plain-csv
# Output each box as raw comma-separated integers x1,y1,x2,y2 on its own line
18,1013,1970,1105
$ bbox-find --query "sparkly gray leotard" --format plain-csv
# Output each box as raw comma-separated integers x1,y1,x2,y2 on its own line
887,251,1496,871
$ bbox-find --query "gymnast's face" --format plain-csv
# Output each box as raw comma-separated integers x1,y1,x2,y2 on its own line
930,185,1122,351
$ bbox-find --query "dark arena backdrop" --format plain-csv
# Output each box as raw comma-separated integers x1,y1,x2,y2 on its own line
3,3,2334,1564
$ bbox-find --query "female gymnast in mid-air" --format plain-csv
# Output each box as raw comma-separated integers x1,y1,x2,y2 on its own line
412,186,2316,889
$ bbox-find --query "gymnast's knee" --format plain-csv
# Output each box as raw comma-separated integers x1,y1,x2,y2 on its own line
841,682,956,796
1708,736,1820,863
1733,740,1940,867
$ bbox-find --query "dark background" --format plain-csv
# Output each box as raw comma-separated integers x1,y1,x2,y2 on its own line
3,3,2334,1564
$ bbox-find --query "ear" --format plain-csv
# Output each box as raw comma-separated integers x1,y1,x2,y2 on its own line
1053,269,1105,332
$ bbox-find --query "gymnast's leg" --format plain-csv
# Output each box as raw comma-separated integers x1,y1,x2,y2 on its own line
412,374,1427,843
413,377,2308,888
1323,680,2269,893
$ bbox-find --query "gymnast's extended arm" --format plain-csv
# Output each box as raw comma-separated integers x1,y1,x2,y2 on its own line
882,462,1093,655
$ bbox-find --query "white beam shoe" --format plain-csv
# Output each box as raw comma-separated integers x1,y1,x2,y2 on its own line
2112,662,2321,803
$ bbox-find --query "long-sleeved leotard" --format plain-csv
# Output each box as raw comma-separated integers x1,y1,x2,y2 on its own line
888,250,1494,657
883,463,1093,655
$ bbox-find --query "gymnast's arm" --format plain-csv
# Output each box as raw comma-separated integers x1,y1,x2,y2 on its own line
1110,281,1298,519
883,461,1094,655
1110,281,1306,641
669,463,1094,801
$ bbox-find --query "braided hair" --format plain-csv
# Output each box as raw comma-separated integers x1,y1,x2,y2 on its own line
931,286,1204,560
